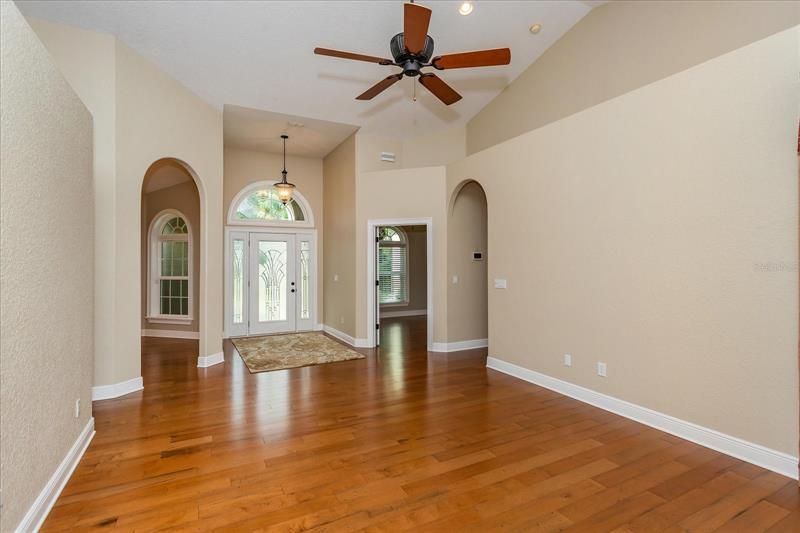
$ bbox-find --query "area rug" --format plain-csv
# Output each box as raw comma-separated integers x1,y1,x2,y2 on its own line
232,332,365,373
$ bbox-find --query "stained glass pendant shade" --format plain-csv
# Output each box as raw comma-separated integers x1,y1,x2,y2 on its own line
274,134,296,205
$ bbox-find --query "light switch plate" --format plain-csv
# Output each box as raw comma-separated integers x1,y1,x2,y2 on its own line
564,354,572,367
494,279,507,289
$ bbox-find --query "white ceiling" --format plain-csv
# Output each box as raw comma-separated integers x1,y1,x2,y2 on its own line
223,105,359,158
18,0,594,144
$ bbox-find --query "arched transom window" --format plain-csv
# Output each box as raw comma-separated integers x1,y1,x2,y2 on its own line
235,188,305,222
148,211,192,322
378,226,408,305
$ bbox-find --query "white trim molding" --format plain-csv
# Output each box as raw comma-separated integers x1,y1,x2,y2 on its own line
227,180,315,228
142,329,199,339
486,357,799,480
15,418,95,533
431,338,488,352
323,325,370,348
380,309,427,318
367,217,433,351
92,377,144,401
197,352,224,368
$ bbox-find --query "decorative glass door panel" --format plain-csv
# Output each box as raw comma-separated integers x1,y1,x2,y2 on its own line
249,234,296,334
296,238,313,331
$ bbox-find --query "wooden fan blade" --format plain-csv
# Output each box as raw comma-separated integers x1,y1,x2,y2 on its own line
418,73,462,105
314,47,393,65
356,74,403,100
432,48,511,70
404,3,432,55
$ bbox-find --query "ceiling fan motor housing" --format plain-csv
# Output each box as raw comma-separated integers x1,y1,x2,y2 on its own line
391,33,434,76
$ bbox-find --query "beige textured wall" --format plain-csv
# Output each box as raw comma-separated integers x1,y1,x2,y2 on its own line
380,225,427,314
447,182,488,342
355,166,448,343
223,147,324,323
28,17,117,386
448,26,799,454
141,178,201,332
0,3,94,529
355,126,466,172
323,134,357,335
467,0,800,154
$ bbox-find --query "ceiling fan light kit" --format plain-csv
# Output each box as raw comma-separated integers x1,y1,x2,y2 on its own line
314,2,510,106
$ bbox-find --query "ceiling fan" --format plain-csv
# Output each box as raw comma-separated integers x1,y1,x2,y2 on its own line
314,2,511,106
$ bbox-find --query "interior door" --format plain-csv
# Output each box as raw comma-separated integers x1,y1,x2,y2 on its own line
249,233,296,335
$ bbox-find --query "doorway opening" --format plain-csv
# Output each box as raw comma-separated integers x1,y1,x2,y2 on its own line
140,159,201,343
446,180,488,350
376,225,428,351
367,218,433,351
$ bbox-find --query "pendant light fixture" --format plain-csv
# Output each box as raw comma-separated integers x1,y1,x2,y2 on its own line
274,134,296,205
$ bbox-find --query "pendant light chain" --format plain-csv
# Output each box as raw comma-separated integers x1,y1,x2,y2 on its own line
274,134,296,205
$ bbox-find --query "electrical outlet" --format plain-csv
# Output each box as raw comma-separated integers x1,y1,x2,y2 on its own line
597,362,607,377
340,316,345,325
563,354,572,367
74,398,80,418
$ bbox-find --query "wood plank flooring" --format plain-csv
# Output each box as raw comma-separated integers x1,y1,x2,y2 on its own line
43,317,798,531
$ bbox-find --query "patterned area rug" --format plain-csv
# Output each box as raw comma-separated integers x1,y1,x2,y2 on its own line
232,332,365,373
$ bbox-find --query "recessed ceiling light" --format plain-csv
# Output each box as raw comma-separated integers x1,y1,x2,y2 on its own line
288,121,305,128
529,23,542,34
458,2,474,16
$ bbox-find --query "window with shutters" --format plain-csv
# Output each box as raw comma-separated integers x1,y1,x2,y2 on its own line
378,227,408,305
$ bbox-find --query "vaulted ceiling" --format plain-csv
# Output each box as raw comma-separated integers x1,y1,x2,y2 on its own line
18,1,596,141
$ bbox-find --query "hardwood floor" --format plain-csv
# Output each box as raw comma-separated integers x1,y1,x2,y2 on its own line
44,317,798,531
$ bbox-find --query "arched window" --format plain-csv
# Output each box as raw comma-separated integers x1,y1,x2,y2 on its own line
234,188,305,222
148,210,192,322
378,226,408,305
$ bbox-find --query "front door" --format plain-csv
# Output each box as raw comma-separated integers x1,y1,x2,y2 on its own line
249,233,296,335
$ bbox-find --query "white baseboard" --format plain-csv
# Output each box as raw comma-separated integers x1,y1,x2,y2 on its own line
15,417,95,532
92,376,143,401
197,351,224,368
486,357,798,480
431,338,488,352
380,309,427,318
322,325,370,348
141,329,199,340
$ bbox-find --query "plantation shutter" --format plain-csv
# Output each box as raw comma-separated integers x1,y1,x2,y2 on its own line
378,244,408,304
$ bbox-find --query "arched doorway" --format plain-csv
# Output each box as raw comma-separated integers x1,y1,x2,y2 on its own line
447,180,489,349
140,159,202,350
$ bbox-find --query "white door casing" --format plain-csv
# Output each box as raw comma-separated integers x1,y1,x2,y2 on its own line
225,228,317,337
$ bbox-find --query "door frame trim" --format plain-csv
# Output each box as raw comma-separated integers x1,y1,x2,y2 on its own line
366,218,433,351
224,226,318,338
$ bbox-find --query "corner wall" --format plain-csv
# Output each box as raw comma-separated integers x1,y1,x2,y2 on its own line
323,134,357,336
448,26,799,457
30,18,225,387
0,3,94,528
